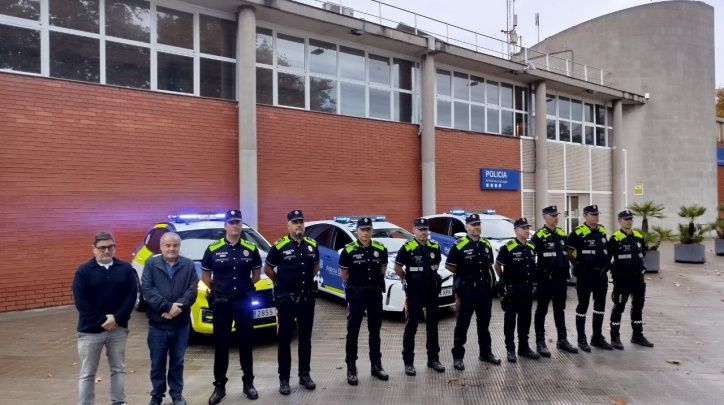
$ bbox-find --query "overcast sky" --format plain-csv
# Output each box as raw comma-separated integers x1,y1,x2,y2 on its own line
299,0,723,88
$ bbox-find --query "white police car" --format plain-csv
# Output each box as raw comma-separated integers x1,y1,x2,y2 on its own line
304,216,455,312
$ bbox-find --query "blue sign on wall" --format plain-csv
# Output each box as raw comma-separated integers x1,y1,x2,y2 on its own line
480,168,520,190
718,148,724,166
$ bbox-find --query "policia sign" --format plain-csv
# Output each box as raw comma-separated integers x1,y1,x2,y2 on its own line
480,168,520,191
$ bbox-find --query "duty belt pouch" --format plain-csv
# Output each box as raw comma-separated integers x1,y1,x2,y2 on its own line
207,291,231,306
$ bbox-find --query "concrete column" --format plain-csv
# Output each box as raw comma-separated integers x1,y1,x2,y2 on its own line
420,51,436,216
534,81,548,223
237,6,258,228
611,99,625,226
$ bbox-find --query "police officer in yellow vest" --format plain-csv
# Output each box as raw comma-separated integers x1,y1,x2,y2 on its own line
607,210,655,349
394,218,445,376
202,210,262,404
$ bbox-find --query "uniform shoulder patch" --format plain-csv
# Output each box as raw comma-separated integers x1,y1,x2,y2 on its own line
274,236,290,249
481,238,492,248
556,228,567,237
598,225,607,235
454,236,469,249
370,239,386,251
632,230,643,239
303,236,317,247
427,239,439,248
238,238,257,251
505,239,519,251
208,238,225,252
535,228,549,238
404,239,419,251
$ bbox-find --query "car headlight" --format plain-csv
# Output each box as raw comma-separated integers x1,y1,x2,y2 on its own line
384,268,400,280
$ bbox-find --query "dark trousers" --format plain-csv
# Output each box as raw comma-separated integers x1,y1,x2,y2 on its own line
147,323,190,400
212,298,254,384
277,296,315,379
503,286,534,351
451,285,492,360
610,275,647,339
402,288,440,364
575,272,609,339
534,275,569,340
345,290,383,365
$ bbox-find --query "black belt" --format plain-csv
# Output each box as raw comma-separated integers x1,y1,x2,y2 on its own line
346,285,378,293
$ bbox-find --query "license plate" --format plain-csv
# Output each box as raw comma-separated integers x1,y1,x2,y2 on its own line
439,287,452,297
253,307,275,319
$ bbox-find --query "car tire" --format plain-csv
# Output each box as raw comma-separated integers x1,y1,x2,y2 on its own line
188,329,204,346
134,273,146,312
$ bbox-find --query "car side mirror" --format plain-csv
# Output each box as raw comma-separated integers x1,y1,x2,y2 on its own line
453,232,466,240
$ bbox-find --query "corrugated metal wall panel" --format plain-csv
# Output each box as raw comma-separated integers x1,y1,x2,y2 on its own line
548,143,565,190
591,148,612,191
566,144,590,191
591,194,613,229
523,192,536,228
549,193,567,227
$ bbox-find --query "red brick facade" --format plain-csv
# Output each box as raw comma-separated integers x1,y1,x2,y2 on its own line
719,142,724,205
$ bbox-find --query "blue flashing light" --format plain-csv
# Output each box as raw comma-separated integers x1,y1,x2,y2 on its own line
334,216,352,223
482,209,496,215
169,213,225,221
251,300,260,306
335,215,386,223
450,209,466,216
374,215,386,221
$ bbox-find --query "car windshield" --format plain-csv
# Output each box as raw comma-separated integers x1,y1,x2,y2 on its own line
481,219,516,240
353,227,413,240
176,228,271,261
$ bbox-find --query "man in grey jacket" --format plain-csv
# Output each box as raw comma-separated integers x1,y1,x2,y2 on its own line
141,232,199,405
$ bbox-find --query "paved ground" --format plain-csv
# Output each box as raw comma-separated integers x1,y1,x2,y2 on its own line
1,241,724,405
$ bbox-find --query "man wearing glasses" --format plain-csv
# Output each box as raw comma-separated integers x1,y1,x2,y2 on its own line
72,232,137,405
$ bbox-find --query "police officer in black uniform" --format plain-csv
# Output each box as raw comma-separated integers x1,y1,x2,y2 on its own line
202,210,262,404
531,206,578,355
393,218,445,376
338,217,389,385
263,210,319,395
607,210,655,349
566,204,614,352
494,218,541,363
446,213,501,371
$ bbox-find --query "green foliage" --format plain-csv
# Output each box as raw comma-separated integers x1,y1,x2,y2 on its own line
628,201,665,234
717,87,724,118
677,205,707,244
644,225,675,251
714,217,724,239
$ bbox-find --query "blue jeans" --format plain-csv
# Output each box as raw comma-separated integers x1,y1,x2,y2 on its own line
147,324,190,400
77,327,129,405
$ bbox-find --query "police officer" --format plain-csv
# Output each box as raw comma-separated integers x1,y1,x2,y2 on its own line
339,217,389,385
494,218,540,363
393,218,445,375
531,206,578,356
607,210,655,349
263,210,319,395
446,213,501,371
202,210,262,404
566,204,614,352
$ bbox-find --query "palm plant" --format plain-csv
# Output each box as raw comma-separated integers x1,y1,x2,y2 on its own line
677,205,707,244
715,204,724,239
628,201,665,234
647,225,675,251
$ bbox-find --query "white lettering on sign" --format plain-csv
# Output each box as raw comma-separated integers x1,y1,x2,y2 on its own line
485,170,508,179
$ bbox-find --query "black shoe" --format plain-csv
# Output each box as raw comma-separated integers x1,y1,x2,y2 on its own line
299,373,316,390
453,359,465,370
611,337,625,350
518,347,541,359
578,337,591,352
371,364,389,380
243,382,258,400
507,351,517,363
279,378,290,395
172,396,187,405
631,334,654,347
346,363,358,386
536,341,552,358
404,364,416,376
479,353,502,365
556,339,579,353
208,385,226,405
590,336,614,350
427,361,445,372
148,397,163,405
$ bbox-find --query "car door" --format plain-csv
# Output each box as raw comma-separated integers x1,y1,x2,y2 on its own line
428,217,455,256
306,224,343,295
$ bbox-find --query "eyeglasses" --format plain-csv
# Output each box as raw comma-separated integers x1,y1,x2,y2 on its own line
95,244,115,252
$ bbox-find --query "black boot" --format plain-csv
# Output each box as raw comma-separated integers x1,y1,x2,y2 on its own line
556,338,579,353
299,373,316,390
404,364,416,376
208,383,226,405
518,346,541,359
479,353,502,365
578,336,591,352
346,363,358,386
590,335,614,350
453,359,465,370
279,378,290,395
631,334,654,347
506,350,517,363
536,333,552,358
371,364,389,380
611,337,624,350
426,361,445,372
243,382,258,400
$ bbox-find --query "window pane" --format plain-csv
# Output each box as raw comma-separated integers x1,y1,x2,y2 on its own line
50,0,99,33
515,112,527,137
340,81,365,117
369,88,390,119
584,125,594,145
394,91,413,123
487,108,499,133
393,58,413,90
256,67,272,105
309,39,336,76
369,54,390,85
487,81,499,106
278,72,305,108
157,6,193,49
558,97,570,119
470,76,485,103
157,52,193,93
515,86,528,111
255,27,273,65
584,103,594,123
453,102,468,130
596,127,606,146
436,69,450,97
546,94,556,116
105,0,150,42
500,83,513,109
571,122,582,143
571,99,582,122
607,107,613,128
471,105,485,132
453,72,468,100
559,120,570,142
201,59,235,100
0,25,40,73
340,46,364,81
200,15,236,58
105,41,149,89
546,118,557,140
501,110,514,135
49,31,99,83
595,105,606,126
310,77,337,113
0,0,39,20
437,99,451,127
277,34,304,70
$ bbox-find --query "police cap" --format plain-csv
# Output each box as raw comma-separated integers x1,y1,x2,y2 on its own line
466,213,481,224
542,205,559,216
513,217,531,229
583,205,599,215
357,217,373,229
413,218,429,229
618,210,634,220
224,210,242,222
287,210,304,222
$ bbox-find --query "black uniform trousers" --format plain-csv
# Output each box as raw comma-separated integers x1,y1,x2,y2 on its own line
575,271,609,339
345,289,383,365
402,287,440,365
534,274,569,340
212,297,254,384
451,284,492,360
610,275,646,339
503,284,534,351
277,295,315,379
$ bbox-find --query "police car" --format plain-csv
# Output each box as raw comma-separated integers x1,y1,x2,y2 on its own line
131,213,277,338
304,216,455,312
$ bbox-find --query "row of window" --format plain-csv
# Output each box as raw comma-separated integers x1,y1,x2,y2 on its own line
544,95,613,146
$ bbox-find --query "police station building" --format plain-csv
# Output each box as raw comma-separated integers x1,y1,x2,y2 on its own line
0,0,716,311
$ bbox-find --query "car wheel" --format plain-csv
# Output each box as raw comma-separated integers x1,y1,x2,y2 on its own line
134,273,146,312
188,329,204,346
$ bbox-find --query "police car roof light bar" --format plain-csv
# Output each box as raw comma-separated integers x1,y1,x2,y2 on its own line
449,209,496,216
168,213,226,222
334,215,386,223
449,209,466,216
